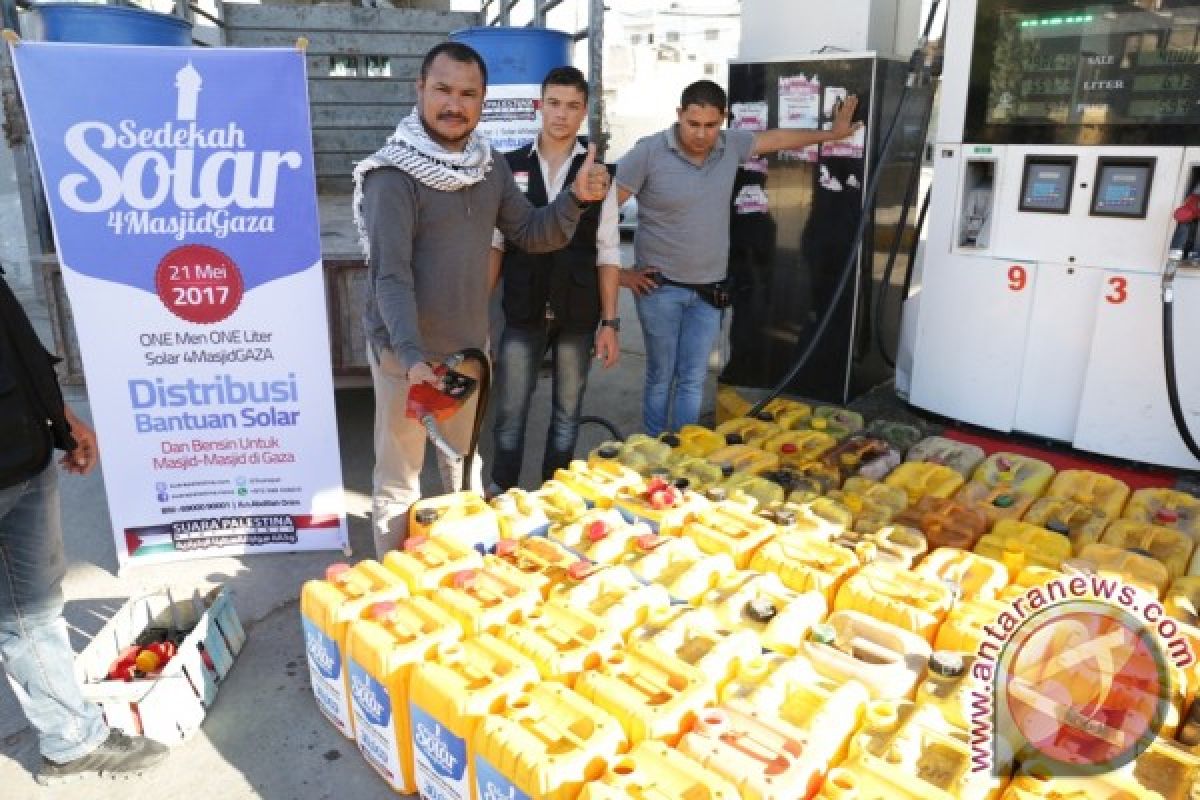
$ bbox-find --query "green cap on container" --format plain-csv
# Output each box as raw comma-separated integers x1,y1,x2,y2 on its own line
810,623,837,645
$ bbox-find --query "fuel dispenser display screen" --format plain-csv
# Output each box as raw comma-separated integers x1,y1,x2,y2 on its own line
1091,158,1155,218
968,1,1200,144
1019,157,1076,213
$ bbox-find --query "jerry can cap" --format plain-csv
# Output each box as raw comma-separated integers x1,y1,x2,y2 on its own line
673,477,691,491
324,562,351,582
1046,520,1070,536
992,494,1015,508
725,433,744,445
414,508,440,525
745,597,778,623
810,623,837,645
370,601,398,620
929,651,966,678
720,464,735,478
598,444,620,459
403,535,429,552
660,433,681,447
781,442,798,454
451,569,478,589
586,519,610,542
635,533,663,552
568,560,595,580
495,538,518,557
1157,508,1181,524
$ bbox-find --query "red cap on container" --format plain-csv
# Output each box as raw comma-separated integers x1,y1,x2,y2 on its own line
452,569,478,589
403,535,429,552
635,533,662,552
1157,508,1181,524
324,563,351,582
370,601,398,620
495,538,519,557
781,443,798,455
568,560,594,580
587,519,609,542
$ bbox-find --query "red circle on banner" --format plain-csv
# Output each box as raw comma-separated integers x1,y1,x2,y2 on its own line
154,245,244,324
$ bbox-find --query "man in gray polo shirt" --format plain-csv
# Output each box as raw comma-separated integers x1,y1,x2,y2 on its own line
616,80,860,435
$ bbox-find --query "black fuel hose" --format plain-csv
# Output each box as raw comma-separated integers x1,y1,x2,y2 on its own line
874,87,936,368
746,1,942,419
454,348,491,492
1162,295,1200,462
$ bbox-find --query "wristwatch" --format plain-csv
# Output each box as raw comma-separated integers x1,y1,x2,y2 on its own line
599,317,621,332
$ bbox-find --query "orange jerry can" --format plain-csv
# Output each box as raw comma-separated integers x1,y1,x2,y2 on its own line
893,496,990,550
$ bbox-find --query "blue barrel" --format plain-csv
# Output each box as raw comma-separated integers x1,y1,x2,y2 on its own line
29,4,192,46
450,26,572,86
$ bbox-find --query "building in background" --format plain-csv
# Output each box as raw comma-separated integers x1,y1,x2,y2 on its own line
604,0,741,158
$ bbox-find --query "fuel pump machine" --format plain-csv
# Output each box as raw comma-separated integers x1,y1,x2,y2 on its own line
900,0,1200,470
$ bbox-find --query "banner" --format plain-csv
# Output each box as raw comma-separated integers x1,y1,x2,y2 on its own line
13,43,347,567
480,83,542,153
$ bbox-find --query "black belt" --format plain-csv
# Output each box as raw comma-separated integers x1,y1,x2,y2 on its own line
662,277,724,292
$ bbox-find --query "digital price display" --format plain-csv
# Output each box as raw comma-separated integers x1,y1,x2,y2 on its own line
1020,157,1076,214
1091,158,1154,218
979,3,1200,129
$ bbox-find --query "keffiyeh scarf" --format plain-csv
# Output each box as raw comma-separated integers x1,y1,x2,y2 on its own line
352,109,493,259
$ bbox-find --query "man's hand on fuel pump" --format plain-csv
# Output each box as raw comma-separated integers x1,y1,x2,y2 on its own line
570,143,610,205
406,361,439,387
830,95,863,140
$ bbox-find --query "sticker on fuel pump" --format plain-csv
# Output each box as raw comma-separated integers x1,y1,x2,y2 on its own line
778,74,820,162
822,87,866,159
732,101,769,131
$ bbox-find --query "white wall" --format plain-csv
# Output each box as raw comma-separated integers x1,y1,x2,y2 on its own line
739,0,925,61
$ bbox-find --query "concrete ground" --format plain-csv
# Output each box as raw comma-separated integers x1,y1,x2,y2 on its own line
0,114,694,795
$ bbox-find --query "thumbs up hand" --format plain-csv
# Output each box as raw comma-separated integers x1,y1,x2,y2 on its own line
571,143,610,204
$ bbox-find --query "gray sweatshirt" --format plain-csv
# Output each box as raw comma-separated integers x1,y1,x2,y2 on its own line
362,156,583,370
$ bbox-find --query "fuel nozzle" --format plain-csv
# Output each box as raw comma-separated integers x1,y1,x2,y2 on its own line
1169,192,1200,263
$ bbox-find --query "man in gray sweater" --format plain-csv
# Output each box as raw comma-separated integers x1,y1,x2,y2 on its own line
355,42,610,556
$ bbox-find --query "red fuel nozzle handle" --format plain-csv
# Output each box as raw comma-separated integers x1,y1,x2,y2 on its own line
1174,195,1200,224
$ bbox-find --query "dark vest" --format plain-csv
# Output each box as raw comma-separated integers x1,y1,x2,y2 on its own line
501,141,605,333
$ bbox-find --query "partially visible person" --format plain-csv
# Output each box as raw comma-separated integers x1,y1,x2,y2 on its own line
0,268,169,785
616,80,861,435
356,43,610,556
488,66,622,490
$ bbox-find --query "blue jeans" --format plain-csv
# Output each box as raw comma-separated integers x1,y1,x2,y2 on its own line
491,324,593,489
0,465,108,763
635,285,723,436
